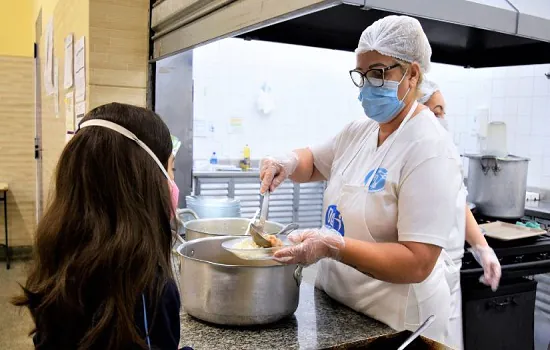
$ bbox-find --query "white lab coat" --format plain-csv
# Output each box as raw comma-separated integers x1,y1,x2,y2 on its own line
311,103,465,349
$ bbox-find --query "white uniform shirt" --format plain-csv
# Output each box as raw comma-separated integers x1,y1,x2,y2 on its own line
310,108,466,348
312,108,465,258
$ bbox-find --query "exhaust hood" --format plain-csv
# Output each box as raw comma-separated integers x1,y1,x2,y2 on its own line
237,0,550,68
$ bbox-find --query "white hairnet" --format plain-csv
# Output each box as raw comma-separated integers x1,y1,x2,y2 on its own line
355,15,432,73
418,78,440,104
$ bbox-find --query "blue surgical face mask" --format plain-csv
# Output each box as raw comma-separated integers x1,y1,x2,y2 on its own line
358,70,410,124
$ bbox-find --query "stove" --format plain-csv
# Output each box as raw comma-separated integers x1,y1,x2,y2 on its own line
461,216,550,280
460,214,549,350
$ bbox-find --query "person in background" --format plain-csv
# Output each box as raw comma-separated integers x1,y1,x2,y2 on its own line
261,16,465,348
418,79,502,292
13,103,182,350
418,79,446,118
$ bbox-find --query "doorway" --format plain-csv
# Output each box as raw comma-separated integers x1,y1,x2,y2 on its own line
154,51,194,208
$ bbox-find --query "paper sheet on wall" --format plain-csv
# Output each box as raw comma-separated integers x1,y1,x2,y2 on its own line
63,34,74,89
74,37,85,72
53,57,59,118
44,18,54,95
74,36,86,102
228,117,243,134
65,91,75,131
75,100,86,127
75,69,86,103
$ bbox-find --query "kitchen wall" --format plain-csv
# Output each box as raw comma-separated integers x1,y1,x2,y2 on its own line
38,0,90,208
193,39,364,164
88,0,150,109
0,0,34,57
0,57,36,247
434,63,550,189
0,1,37,247
34,0,60,33
0,0,154,250
38,0,150,210
192,38,550,190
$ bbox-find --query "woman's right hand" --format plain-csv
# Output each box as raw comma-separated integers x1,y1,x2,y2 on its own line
272,227,345,265
259,153,299,194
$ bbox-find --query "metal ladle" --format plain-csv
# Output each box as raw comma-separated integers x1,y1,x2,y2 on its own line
397,315,436,350
247,191,270,247
250,222,299,248
258,191,270,227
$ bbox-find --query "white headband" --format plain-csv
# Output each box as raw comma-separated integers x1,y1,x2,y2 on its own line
78,119,170,180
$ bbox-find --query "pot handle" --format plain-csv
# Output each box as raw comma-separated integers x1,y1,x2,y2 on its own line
177,208,199,221
480,156,501,176
294,265,304,286
172,233,186,254
176,240,189,256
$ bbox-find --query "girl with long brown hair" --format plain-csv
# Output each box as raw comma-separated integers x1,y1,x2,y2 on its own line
14,103,182,349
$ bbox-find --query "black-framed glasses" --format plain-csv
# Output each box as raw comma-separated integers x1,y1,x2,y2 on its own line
349,63,401,88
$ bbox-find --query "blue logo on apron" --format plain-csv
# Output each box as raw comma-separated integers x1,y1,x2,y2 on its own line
364,168,388,192
325,205,345,236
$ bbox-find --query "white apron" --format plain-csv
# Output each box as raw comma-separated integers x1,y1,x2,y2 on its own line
316,102,464,349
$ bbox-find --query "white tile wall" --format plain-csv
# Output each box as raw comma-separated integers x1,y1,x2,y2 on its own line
192,38,550,189
192,39,364,163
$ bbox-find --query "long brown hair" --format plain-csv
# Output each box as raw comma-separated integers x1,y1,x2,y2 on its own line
13,103,174,349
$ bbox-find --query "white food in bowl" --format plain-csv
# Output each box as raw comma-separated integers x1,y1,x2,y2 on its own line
222,236,291,261
232,238,262,249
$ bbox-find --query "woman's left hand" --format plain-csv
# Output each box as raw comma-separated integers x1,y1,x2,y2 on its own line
273,227,345,265
469,245,501,291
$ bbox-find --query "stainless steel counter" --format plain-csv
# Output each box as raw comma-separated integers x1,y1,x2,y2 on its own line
525,201,550,220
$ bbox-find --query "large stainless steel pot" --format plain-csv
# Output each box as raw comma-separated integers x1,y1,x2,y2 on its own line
186,196,241,219
177,236,302,325
184,217,284,241
171,209,199,293
465,154,529,219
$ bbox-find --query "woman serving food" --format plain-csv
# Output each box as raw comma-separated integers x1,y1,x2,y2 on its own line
261,15,466,349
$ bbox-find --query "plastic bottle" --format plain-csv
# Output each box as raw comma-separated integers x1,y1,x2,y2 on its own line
485,121,508,157
243,144,251,171
209,152,218,171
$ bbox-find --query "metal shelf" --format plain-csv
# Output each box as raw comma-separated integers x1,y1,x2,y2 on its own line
193,174,326,228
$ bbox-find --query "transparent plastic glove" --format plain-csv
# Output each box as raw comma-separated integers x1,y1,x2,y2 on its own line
273,227,345,266
259,152,299,194
469,245,501,291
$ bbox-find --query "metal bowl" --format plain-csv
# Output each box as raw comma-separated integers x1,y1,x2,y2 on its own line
184,217,284,241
